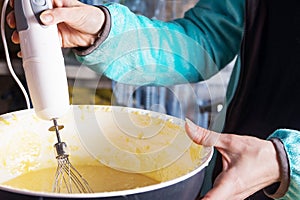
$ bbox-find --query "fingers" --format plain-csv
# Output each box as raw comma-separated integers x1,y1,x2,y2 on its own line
6,3,19,46
17,51,22,58
202,175,237,200
11,30,20,44
9,0,14,8
6,11,15,29
185,118,220,147
6,10,19,44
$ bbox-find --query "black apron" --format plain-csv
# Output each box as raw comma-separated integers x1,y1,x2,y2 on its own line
214,0,300,199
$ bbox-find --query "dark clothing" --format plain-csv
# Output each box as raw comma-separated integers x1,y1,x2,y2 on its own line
218,0,300,199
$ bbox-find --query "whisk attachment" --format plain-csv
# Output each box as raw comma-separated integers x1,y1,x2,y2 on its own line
49,119,93,193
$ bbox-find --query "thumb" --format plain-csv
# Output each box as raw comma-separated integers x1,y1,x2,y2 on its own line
40,9,59,25
40,8,63,26
40,7,85,26
39,0,83,25
185,118,220,147
40,6,103,35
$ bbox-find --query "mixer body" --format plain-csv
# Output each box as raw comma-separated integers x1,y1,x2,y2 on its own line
14,0,69,120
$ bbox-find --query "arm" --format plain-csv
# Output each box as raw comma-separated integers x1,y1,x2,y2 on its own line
7,0,245,85
75,0,245,86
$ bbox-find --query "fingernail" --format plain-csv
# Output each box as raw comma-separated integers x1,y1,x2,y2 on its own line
185,118,198,133
40,13,53,24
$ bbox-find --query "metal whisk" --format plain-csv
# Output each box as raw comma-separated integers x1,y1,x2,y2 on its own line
49,119,93,193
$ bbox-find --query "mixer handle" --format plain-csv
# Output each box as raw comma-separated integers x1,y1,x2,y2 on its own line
15,0,51,32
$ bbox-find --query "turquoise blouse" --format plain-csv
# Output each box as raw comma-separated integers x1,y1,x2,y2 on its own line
75,1,300,199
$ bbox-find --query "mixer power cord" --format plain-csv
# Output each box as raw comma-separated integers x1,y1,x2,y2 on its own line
1,0,31,110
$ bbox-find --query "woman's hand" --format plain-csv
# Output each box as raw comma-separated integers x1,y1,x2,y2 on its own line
6,0,105,48
185,119,281,200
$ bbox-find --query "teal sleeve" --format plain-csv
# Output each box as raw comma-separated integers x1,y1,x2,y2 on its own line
76,0,244,86
268,129,300,200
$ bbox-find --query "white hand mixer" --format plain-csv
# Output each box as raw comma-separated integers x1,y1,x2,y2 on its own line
1,0,92,193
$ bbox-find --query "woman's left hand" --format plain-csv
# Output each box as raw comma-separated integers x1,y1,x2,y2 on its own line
185,119,281,200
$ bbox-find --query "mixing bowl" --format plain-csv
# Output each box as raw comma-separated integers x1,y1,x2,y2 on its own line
0,105,213,199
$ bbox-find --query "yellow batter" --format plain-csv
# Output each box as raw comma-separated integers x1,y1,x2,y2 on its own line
3,164,159,193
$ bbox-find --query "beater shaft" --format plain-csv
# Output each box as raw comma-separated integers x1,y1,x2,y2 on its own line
50,119,93,193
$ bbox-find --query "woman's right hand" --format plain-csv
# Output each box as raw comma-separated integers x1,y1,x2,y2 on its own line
6,0,105,48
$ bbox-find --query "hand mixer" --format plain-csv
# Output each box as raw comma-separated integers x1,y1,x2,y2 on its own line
1,0,92,193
